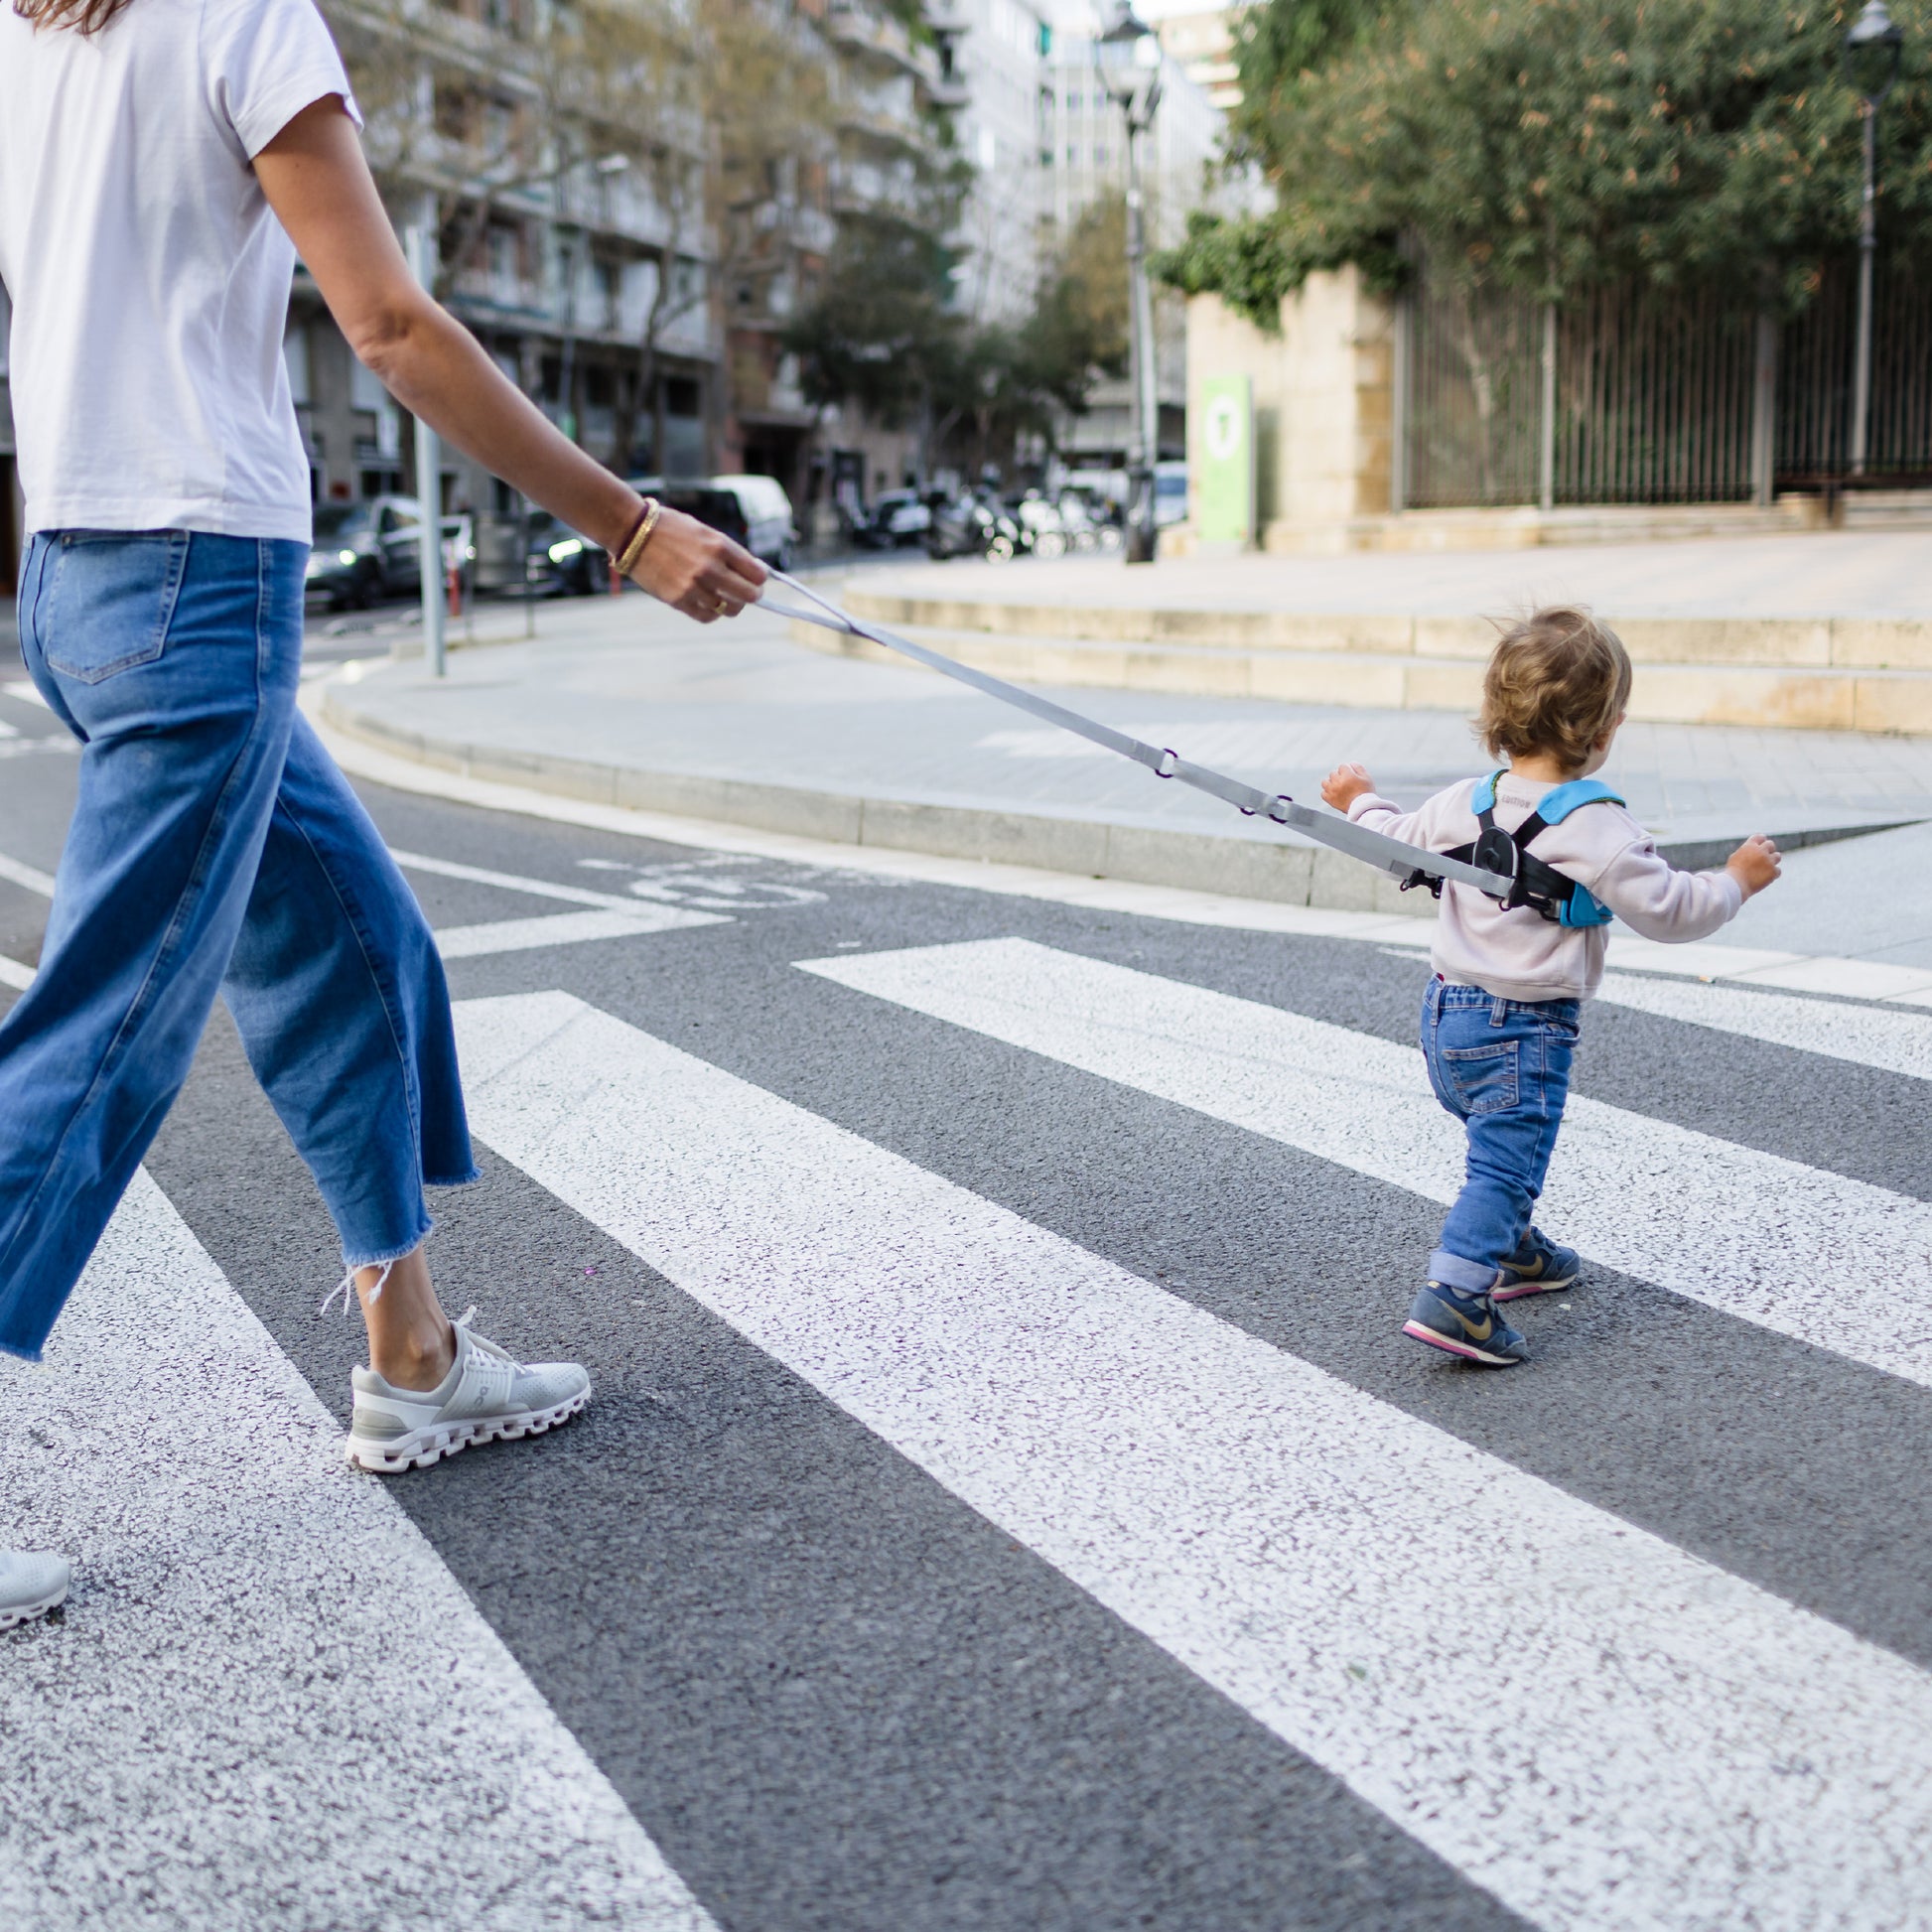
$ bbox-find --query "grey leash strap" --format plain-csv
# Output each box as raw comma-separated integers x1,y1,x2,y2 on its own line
759,570,1515,899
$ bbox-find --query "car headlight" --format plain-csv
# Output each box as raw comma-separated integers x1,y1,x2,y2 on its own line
339,549,357,566
548,537,584,562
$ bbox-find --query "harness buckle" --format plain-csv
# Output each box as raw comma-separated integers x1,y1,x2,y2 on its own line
1154,748,1179,778
1265,796,1294,824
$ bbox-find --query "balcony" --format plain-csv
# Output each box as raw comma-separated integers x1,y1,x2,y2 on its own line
825,0,937,80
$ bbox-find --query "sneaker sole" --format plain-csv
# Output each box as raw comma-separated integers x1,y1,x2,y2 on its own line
345,1383,592,1474
0,1581,69,1630
1403,1318,1525,1367
1491,1271,1579,1304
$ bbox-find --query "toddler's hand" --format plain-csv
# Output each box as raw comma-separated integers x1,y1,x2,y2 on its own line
1725,833,1782,899
1321,762,1375,812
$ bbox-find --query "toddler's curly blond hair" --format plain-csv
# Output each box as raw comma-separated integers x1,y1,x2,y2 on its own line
1477,607,1632,773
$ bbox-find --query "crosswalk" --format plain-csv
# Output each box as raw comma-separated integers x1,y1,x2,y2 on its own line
802,937,1932,1390
8,927,1932,1929
4,1171,714,1932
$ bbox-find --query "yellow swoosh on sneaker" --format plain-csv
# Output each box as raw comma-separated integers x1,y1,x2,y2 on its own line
1449,1304,1494,1342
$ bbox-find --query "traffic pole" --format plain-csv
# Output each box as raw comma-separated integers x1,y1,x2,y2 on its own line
404,222,446,678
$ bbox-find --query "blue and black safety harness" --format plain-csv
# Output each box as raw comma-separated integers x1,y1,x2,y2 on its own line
1400,772,1621,928
760,573,1615,924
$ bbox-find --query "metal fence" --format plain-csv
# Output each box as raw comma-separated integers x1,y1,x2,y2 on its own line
1777,254,1932,483
1400,248,1931,509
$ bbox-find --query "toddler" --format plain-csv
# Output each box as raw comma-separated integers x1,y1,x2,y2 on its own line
1320,607,1781,1366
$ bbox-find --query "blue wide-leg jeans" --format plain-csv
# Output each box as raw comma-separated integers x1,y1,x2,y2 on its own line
0,529,477,1361
1419,976,1580,1294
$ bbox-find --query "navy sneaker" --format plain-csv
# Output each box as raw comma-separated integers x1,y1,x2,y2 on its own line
1493,1231,1582,1303
1403,1283,1529,1366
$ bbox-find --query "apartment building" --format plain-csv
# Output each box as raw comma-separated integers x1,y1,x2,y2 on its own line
1150,1,1244,110
287,0,725,526
1038,7,1226,469
944,0,1054,326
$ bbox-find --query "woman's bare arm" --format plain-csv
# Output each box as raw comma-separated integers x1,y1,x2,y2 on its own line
254,96,764,621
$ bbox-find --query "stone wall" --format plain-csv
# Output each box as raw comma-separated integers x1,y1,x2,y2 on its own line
1177,270,1397,556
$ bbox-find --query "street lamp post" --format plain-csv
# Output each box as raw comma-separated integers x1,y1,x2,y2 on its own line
1096,4,1164,565
1844,0,1905,480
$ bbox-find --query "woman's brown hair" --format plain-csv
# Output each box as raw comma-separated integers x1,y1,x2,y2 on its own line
1477,607,1633,774
15,0,136,31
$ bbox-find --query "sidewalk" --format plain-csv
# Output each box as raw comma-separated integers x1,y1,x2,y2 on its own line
318,583,1932,935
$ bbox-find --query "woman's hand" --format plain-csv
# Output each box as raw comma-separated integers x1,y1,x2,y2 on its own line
1321,762,1376,812
624,507,767,622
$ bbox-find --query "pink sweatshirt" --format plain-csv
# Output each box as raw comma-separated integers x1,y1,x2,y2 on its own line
1350,772,1742,1003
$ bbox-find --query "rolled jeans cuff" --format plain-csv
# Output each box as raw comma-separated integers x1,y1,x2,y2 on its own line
1430,1248,1502,1295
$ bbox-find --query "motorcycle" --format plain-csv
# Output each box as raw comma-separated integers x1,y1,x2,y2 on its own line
1055,489,1124,555
926,492,1021,563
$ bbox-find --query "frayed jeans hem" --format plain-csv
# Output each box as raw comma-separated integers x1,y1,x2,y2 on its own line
340,1220,436,1275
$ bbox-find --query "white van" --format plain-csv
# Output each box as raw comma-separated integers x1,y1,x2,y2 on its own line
710,474,797,569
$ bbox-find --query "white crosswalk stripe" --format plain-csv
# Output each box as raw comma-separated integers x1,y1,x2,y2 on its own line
454,987,1932,1932
800,938,1932,1391
1597,969,1932,1080
1,1169,716,1932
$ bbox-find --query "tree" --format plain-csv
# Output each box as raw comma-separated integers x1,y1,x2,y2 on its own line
786,194,1135,481
1160,0,1932,321
1022,193,1130,410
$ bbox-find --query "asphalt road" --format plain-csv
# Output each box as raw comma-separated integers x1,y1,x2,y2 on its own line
3,669,1931,1932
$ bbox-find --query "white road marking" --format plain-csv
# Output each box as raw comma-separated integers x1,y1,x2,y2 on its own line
799,938,1932,1390
1599,970,1932,1081
0,850,58,898
2,678,50,709
389,846,725,930
436,907,712,958
0,1169,715,1932
0,716,18,739
454,988,1932,1932
0,953,36,991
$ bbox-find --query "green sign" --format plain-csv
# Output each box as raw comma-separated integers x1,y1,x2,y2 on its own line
1195,373,1254,547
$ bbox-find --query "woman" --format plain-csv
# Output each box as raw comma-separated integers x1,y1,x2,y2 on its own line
0,0,766,1628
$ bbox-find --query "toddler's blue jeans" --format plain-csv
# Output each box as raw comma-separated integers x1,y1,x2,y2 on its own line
0,529,477,1362
1419,976,1579,1294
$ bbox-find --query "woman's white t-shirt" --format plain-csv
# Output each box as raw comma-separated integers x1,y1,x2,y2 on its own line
0,0,359,543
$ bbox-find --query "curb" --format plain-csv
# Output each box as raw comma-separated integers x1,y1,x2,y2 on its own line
323,687,1424,915
321,686,1906,916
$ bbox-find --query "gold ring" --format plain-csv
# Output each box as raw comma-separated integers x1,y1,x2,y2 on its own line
715,597,731,616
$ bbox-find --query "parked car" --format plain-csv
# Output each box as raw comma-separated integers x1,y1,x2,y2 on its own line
853,488,932,549
519,509,611,597
304,500,385,610
627,478,755,561
710,473,797,569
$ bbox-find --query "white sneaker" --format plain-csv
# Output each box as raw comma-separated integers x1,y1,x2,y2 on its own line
0,1550,70,1629
345,1312,591,1473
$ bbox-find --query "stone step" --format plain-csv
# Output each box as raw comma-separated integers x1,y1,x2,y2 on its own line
792,619,1932,735
841,588,1932,673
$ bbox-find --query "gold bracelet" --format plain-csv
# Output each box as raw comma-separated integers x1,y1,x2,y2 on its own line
614,497,661,576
